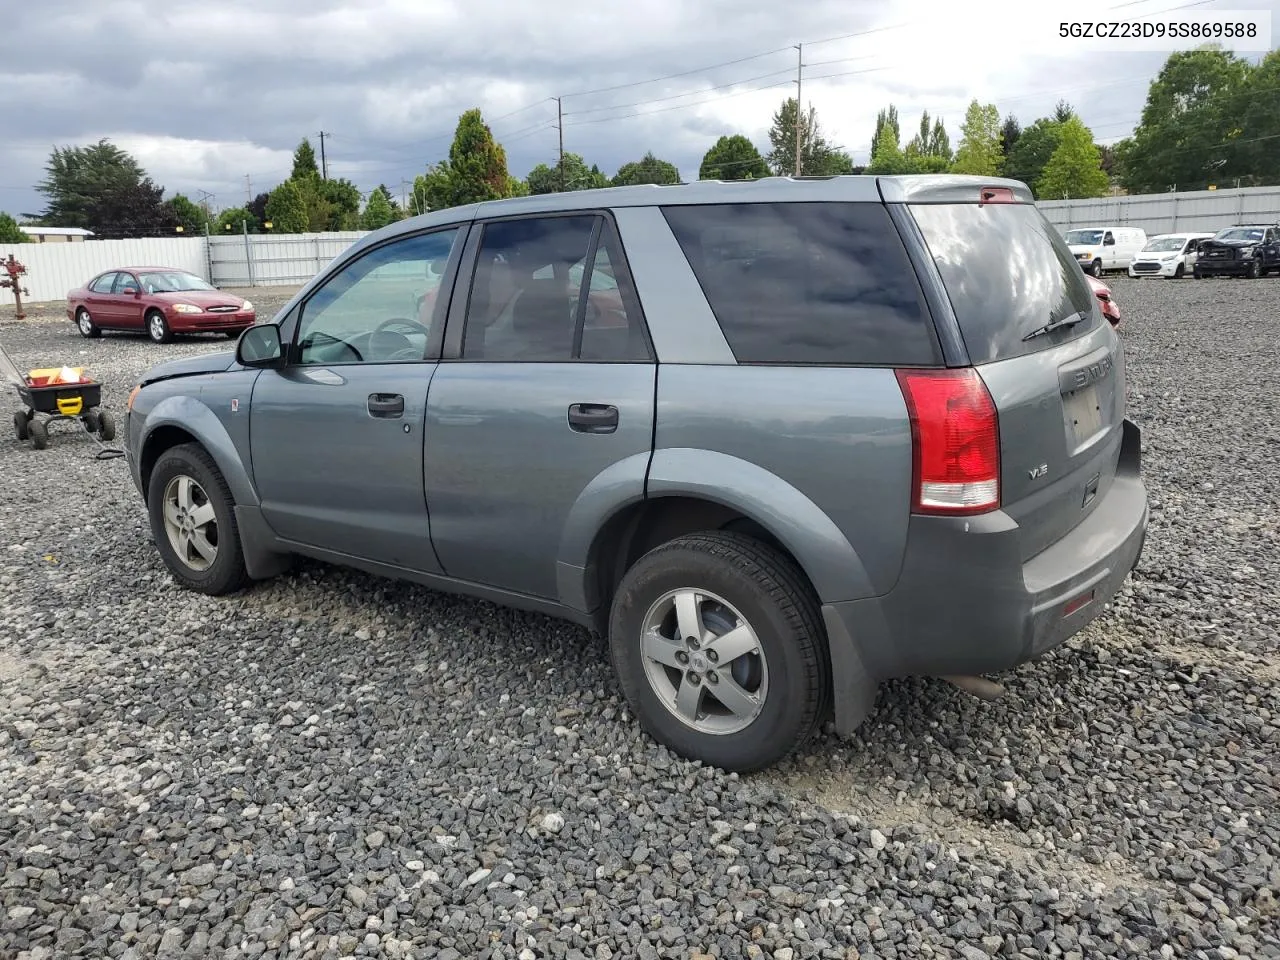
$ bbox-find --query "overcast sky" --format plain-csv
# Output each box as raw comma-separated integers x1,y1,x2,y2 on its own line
3,0,1276,219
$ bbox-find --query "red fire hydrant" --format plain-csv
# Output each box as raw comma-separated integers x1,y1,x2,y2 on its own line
1,254,29,320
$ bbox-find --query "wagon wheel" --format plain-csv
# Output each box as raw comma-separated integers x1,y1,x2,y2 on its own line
97,409,116,442
28,418,48,450
13,410,29,442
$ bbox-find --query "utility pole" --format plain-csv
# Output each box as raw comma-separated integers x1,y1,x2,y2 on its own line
794,43,803,178
556,98,565,192
245,174,252,206
318,131,329,180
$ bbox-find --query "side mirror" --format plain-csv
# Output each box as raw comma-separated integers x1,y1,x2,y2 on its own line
236,324,283,368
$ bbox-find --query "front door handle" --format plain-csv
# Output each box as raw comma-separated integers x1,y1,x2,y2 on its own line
368,393,405,418
567,403,618,434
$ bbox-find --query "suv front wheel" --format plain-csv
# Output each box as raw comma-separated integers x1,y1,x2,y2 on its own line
147,443,248,595
609,531,830,773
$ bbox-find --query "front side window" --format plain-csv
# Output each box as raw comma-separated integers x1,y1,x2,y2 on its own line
294,228,459,365
115,273,140,294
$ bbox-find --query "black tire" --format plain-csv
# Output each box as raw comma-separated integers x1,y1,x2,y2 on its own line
1174,263,1184,279
147,443,248,595
28,419,48,450
83,410,100,434
75,307,102,339
1248,260,1262,279
608,530,831,773
97,409,116,442
147,310,173,344
13,410,29,441
1091,259,1104,277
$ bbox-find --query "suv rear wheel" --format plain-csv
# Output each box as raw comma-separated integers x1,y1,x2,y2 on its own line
147,443,248,594
608,531,829,773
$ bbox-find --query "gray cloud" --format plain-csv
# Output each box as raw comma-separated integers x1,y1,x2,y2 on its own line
5,0,1276,218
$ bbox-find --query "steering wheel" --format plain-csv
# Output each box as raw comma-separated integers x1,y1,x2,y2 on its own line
370,317,430,362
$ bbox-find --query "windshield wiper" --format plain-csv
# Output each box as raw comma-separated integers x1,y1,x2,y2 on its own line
1022,311,1086,342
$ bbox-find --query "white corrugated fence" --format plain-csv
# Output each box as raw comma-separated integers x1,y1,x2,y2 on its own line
0,231,371,305
1037,185,1280,237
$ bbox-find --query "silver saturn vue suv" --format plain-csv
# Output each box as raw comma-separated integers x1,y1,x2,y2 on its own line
124,174,1149,773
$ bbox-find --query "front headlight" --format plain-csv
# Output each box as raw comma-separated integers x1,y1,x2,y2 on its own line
241,300,253,312
173,303,203,313
1240,246,1256,258
1160,254,1177,261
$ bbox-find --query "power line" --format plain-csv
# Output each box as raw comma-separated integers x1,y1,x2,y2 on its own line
562,66,890,126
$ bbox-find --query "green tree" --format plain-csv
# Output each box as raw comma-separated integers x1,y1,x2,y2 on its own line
291,138,321,181
951,100,1003,175
1000,114,1022,158
214,206,258,234
36,139,147,228
248,192,270,228
870,105,901,162
612,152,681,186
1004,117,1065,193
766,98,853,176
0,213,30,243
1053,100,1075,123
361,187,396,230
265,180,308,233
1239,49,1280,183
321,177,361,230
698,135,769,180
526,153,611,193
899,110,952,173
449,108,514,204
1120,48,1252,193
1036,116,1110,199
167,193,210,234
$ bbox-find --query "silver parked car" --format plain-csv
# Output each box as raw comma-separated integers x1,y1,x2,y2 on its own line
124,175,1149,773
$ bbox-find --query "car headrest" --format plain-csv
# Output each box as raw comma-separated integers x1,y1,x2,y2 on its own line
512,278,573,342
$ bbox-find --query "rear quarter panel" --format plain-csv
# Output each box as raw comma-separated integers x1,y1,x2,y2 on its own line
653,366,914,601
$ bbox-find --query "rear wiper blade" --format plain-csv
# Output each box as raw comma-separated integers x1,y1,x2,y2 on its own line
1022,312,1086,342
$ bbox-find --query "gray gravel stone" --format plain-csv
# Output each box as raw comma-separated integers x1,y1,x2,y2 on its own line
2,278,1279,959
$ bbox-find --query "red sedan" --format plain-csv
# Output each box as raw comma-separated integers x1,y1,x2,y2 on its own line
67,267,256,343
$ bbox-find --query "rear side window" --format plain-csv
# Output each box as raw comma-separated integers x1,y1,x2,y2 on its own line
908,203,1098,365
660,202,940,366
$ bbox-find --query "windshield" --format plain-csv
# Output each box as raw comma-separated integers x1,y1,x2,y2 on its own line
1143,237,1185,252
139,271,216,293
1215,228,1264,242
1064,229,1104,246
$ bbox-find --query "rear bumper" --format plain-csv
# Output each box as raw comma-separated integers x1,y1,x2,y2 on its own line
824,418,1148,734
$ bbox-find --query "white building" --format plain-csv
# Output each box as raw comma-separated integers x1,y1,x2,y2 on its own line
19,226,95,243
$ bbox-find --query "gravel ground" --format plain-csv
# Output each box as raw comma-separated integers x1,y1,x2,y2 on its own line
1,277,1277,960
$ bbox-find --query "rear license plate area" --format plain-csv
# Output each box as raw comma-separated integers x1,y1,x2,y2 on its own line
1064,384,1104,445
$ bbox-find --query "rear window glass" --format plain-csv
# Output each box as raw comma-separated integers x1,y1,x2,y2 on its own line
660,202,940,366
908,203,1098,365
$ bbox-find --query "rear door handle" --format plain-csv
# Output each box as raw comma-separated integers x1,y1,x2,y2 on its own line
567,403,618,434
368,393,405,418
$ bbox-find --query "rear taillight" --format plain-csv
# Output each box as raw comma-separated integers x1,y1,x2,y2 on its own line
895,368,1000,515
